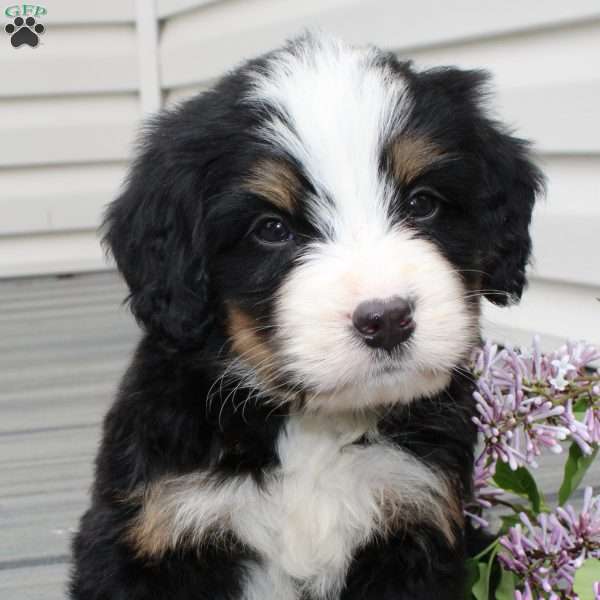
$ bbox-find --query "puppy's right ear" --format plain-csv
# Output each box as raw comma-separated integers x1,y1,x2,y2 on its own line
102,114,212,346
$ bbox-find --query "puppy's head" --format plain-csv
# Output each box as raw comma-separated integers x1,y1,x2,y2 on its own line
104,34,543,411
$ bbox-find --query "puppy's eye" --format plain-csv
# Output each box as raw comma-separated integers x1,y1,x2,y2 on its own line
253,218,294,245
407,190,441,221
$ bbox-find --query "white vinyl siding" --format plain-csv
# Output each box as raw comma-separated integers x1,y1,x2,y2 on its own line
0,0,140,277
1,0,599,346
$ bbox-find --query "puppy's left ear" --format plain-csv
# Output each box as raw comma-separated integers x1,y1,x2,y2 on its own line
477,125,545,306
102,110,213,346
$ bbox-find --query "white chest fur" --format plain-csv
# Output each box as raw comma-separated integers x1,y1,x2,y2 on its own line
239,414,441,599
133,414,450,600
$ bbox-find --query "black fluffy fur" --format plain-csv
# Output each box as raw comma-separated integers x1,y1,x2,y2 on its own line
70,38,543,600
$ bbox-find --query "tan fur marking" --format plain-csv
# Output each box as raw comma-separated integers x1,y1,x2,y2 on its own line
377,476,462,546
227,305,276,378
126,476,233,559
440,478,465,545
243,160,300,213
126,483,177,558
389,136,444,183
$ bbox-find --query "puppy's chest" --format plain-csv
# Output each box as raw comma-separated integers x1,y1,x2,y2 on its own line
233,415,440,599
133,415,446,599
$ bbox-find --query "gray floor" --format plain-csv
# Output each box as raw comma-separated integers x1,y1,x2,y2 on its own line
1,272,139,600
0,272,598,599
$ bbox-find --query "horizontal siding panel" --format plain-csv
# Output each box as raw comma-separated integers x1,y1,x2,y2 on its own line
497,80,600,154
0,230,109,278
531,213,600,287
406,20,600,90
529,155,600,286
0,95,139,167
157,0,222,19
328,1,600,53
160,0,600,88
0,26,138,97
542,155,600,215
35,0,135,24
0,164,125,235
482,278,600,348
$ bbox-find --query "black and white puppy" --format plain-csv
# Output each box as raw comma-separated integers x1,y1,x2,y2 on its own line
71,33,543,600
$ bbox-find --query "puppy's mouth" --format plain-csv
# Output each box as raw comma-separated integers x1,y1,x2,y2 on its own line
304,357,408,396
361,341,413,375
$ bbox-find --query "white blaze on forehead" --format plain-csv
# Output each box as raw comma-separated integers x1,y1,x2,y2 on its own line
247,34,410,239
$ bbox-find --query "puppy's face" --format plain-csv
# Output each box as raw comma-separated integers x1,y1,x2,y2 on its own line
105,35,543,411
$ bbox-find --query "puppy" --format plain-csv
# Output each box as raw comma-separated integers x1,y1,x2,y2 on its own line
71,33,543,600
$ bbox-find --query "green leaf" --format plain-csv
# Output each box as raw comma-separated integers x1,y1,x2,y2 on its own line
471,561,491,600
558,443,598,506
494,568,517,600
464,558,480,598
470,539,499,562
492,461,545,513
573,398,589,419
471,542,501,600
573,558,600,600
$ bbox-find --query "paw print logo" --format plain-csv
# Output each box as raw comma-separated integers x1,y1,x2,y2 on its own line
5,16,45,48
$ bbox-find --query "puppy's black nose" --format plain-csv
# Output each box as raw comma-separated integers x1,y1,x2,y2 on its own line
352,297,414,351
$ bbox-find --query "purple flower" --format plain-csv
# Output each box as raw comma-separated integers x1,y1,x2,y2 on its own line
584,402,600,445
471,338,599,470
466,338,599,528
499,487,600,597
550,356,577,391
563,398,594,455
472,375,569,471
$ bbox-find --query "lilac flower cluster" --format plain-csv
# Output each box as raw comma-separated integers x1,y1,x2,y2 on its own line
472,338,600,472
465,338,600,597
499,487,600,598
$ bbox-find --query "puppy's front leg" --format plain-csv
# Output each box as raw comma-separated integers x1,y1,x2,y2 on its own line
340,528,467,600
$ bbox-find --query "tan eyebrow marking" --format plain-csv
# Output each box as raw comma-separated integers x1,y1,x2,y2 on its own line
242,159,301,213
388,136,445,183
